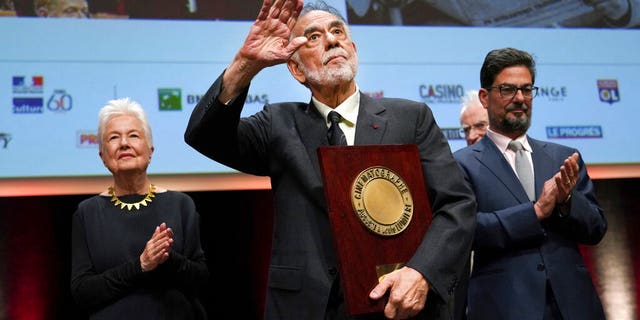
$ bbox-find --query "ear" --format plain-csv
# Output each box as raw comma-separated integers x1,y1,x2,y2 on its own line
478,88,489,109
149,146,154,160
287,58,306,84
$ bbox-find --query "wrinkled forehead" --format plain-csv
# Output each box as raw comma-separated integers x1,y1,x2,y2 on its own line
293,10,344,36
104,114,142,131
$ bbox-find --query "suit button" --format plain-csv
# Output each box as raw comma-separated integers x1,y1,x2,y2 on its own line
537,263,545,271
329,268,338,276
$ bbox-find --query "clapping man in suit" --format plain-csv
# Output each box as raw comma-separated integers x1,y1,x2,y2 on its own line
184,0,476,319
453,47,607,320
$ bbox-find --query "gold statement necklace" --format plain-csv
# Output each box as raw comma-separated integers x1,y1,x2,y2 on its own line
108,184,156,211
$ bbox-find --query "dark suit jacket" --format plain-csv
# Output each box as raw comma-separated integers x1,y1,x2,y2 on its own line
453,135,607,320
185,74,476,320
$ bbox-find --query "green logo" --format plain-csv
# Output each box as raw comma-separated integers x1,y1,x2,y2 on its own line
158,88,182,111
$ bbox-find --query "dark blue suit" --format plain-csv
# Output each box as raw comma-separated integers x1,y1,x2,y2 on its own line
453,135,606,320
185,74,477,320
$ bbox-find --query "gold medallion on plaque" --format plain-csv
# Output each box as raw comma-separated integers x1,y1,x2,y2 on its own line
351,166,414,236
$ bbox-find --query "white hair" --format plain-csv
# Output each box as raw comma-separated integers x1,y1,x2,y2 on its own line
459,90,482,123
97,97,153,150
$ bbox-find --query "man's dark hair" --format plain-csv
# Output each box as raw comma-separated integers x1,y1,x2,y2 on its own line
480,47,536,89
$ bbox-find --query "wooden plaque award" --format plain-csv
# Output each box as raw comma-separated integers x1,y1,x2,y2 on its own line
317,144,433,316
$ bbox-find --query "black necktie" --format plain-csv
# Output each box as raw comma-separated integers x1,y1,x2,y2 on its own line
327,111,347,146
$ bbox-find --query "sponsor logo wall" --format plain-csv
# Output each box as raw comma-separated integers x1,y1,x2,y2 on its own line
0,13,638,178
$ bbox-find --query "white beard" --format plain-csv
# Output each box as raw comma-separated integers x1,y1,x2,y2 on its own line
298,48,358,87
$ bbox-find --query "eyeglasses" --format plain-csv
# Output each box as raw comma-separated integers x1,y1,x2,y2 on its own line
462,121,488,134
488,84,538,99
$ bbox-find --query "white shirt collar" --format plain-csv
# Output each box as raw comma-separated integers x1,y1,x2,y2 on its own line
312,84,360,127
486,128,532,154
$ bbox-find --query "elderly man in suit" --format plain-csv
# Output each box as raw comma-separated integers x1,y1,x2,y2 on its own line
453,47,607,320
184,0,476,319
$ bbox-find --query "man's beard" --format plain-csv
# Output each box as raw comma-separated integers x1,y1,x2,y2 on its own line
500,104,531,133
502,115,531,132
298,49,358,87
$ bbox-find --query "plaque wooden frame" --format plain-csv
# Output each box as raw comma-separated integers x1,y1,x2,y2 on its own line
317,144,433,316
